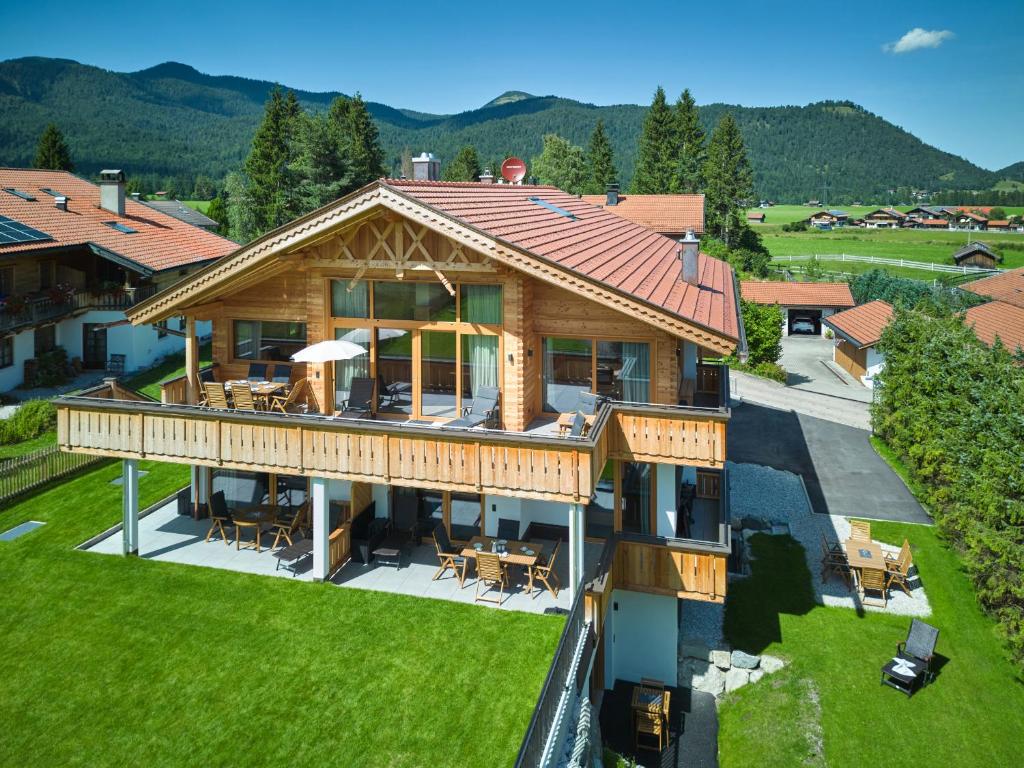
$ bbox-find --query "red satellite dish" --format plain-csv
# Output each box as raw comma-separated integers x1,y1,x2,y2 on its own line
501,157,527,184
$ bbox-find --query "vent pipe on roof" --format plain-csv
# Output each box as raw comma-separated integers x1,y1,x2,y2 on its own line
98,169,126,217
479,169,494,184
54,196,69,212
411,152,440,181
606,183,619,206
131,192,141,202
680,229,700,285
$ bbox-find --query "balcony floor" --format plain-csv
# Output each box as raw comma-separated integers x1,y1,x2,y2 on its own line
83,499,602,615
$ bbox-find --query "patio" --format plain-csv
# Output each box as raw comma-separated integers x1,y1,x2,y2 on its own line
84,497,602,614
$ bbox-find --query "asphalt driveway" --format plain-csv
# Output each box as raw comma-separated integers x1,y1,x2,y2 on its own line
780,335,872,403
727,401,931,524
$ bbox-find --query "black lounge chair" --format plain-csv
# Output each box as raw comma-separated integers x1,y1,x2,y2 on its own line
378,373,412,406
247,362,268,382
338,377,375,419
881,618,939,696
444,386,500,429
577,391,604,415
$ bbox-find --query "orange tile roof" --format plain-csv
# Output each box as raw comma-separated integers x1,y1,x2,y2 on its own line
919,218,949,226
740,281,855,308
963,301,1024,354
579,193,704,235
987,220,1011,227
822,300,894,348
385,181,737,342
0,168,234,273
962,267,1024,309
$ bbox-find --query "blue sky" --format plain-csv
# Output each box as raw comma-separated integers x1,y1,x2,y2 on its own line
2,0,1022,170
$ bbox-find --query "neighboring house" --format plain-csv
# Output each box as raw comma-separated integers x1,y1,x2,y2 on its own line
740,281,855,336
56,178,743,750
905,206,948,221
581,186,704,238
951,242,1002,270
953,211,988,230
138,197,220,231
747,211,765,223
915,218,950,229
807,209,848,228
822,300,894,388
862,208,906,228
963,301,1024,356
961,266,1024,308
0,168,234,392
986,220,1013,231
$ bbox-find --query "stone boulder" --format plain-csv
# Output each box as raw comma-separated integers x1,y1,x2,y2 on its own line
731,650,760,670
679,658,726,697
760,655,785,674
749,669,765,684
711,650,731,670
725,667,749,692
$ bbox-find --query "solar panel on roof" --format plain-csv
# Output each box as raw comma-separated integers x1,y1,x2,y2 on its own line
104,221,138,234
0,215,53,245
527,196,577,221
3,188,37,202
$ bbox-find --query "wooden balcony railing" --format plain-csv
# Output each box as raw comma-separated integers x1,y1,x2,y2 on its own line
56,387,729,504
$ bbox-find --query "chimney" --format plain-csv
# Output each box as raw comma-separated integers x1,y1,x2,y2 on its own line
606,183,619,206
411,152,440,181
680,229,700,285
479,169,494,184
54,196,69,212
98,169,126,216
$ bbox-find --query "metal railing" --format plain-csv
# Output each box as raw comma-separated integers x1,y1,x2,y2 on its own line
0,444,106,505
0,295,75,332
514,587,589,768
0,285,162,332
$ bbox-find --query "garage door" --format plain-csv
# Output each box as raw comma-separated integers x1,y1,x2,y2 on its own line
788,308,823,335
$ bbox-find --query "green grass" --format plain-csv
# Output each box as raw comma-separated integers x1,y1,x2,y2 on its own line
0,463,562,767
0,430,56,459
748,205,1024,226
180,199,212,214
124,343,212,399
718,528,1024,767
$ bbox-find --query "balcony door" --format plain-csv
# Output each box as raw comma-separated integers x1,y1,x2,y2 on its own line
82,324,107,369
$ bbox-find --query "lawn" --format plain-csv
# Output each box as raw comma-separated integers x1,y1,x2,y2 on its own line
124,343,213,399
180,199,212,214
0,430,56,459
717,527,1024,767
0,463,563,767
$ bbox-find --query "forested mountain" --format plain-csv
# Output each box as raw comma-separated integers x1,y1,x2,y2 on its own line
0,57,1016,202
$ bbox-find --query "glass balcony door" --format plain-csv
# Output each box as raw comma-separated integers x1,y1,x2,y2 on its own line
421,330,457,418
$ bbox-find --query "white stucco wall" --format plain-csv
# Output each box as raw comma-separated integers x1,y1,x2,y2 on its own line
608,589,679,686
0,330,34,392
371,483,390,518
484,495,523,537
862,346,885,388
655,464,678,538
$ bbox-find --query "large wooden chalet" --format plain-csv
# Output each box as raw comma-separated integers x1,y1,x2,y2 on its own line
56,179,744,737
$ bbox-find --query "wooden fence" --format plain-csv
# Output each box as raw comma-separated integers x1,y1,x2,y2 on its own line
0,445,106,505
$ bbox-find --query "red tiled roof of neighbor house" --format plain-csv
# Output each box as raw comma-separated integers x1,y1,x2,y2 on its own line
955,206,993,215
958,211,988,222
0,168,234,272
579,193,705,235
963,301,1024,354
822,300,894,348
962,267,1024,309
747,212,765,221
987,220,1011,227
920,218,948,226
385,181,737,340
740,281,855,308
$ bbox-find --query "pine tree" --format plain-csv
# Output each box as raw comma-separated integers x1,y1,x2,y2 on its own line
442,146,481,181
672,89,705,194
330,93,386,189
205,195,229,233
531,134,587,194
34,123,74,171
631,87,675,193
241,88,301,237
584,120,617,195
703,113,754,246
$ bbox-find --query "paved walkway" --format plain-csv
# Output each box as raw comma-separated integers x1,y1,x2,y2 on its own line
780,335,873,402
730,369,871,431
728,402,931,524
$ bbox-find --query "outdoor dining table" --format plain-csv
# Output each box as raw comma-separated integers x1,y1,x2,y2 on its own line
556,411,596,436
225,380,287,408
631,684,671,725
233,504,280,552
461,536,545,593
842,538,884,571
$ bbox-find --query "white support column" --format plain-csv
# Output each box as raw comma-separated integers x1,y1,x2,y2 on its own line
568,502,585,601
311,477,329,582
190,466,210,518
122,459,139,556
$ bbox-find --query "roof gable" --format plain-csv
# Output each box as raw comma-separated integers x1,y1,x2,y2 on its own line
740,281,855,308
962,267,1024,309
963,301,1024,354
578,193,704,234
822,300,894,348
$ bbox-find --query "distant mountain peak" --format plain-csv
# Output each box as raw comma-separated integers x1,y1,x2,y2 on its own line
134,61,203,79
482,91,534,108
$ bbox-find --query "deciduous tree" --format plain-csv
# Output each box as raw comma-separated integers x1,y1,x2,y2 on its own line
442,145,481,182
531,134,587,194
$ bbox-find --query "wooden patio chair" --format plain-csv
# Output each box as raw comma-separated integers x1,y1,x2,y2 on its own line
528,539,561,599
270,501,310,549
269,378,311,414
634,709,664,753
820,537,852,589
849,520,872,541
885,539,914,596
859,567,888,608
232,384,257,411
474,551,508,605
641,677,665,691
432,524,467,587
203,382,230,410
204,490,233,545
820,532,843,555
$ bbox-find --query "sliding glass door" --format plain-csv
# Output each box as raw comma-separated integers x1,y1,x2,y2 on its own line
378,328,413,416
542,336,652,412
421,330,457,417
543,337,592,412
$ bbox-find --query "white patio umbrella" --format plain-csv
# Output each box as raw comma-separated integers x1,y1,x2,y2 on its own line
290,339,368,363
338,327,407,344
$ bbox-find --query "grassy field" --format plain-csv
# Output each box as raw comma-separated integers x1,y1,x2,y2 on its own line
717,526,1024,767
0,462,562,767
0,430,56,459
124,343,213,400
180,199,212,214
748,205,1024,226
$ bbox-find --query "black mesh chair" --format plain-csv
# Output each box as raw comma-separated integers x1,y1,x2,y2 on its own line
881,618,939,696
391,491,419,548
247,362,268,382
338,377,375,419
497,518,519,541
444,386,500,429
204,490,233,545
271,365,292,385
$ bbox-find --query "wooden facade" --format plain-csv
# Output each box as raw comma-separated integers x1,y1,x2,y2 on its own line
834,339,868,380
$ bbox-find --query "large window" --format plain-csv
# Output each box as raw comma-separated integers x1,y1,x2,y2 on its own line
450,493,482,540
373,281,455,322
333,328,370,407
620,461,653,535
461,334,499,403
377,328,413,415
461,284,502,324
233,320,307,361
421,330,457,417
542,336,651,412
587,463,615,539
331,280,369,319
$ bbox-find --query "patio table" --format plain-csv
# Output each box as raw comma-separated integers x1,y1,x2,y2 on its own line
556,411,596,436
461,536,544,593
233,504,279,552
225,380,287,409
843,539,884,571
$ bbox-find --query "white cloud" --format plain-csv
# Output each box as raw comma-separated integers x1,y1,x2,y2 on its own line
884,28,955,54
